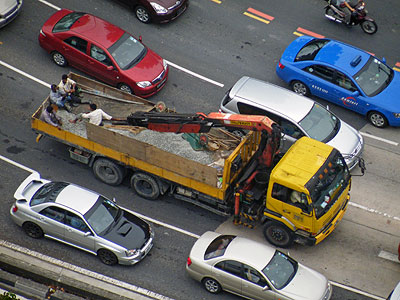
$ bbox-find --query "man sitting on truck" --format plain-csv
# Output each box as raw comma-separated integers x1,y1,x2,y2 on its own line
40,105,62,129
69,103,117,126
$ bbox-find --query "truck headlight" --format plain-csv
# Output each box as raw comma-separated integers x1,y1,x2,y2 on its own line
125,249,140,257
150,2,168,14
137,81,151,88
393,113,400,118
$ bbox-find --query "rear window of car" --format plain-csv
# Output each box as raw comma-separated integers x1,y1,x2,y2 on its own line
30,182,69,206
53,12,85,33
204,235,235,260
295,39,329,62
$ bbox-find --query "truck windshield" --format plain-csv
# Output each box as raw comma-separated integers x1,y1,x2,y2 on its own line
306,150,350,219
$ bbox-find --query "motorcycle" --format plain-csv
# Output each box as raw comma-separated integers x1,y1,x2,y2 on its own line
324,0,377,34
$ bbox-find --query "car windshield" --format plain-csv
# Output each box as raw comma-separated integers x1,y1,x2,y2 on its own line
354,57,394,97
298,103,339,142
108,32,146,70
306,150,350,219
53,12,85,33
30,182,69,206
295,39,329,62
262,251,298,289
84,196,120,235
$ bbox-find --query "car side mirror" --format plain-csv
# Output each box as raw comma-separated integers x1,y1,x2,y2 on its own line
84,231,92,237
326,105,329,111
107,65,114,71
382,57,386,64
352,90,360,97
112,197,117,203
139,35,142,42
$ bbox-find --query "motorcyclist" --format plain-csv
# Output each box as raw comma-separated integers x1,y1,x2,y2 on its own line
337,0,356,24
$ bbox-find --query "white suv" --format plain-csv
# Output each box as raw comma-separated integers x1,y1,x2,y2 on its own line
220,76,364,170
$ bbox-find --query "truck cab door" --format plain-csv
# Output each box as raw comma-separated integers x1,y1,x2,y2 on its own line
270,184,313,232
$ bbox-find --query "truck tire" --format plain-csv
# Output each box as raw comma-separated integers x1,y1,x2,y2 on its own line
92,158,125,186
130,173,160,200
263,221,294,248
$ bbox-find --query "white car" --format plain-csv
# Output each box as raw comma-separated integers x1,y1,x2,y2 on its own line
220,76,364,170
186,231,332,300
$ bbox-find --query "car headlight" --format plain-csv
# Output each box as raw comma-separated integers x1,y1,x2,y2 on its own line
125,249,140,257
393,113,400,118
163,59,168,70
137,81,152,88
150,2,168,14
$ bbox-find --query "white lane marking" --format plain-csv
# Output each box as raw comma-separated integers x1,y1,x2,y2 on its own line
378,250,400,263
35,0,224,88
0,240,174,300
330,281,385,300
128,210,200,239
0,154,36,174
38,0,60,10
360,132,399,146
0,60,50,88
165,60,224,87
349,202,400,222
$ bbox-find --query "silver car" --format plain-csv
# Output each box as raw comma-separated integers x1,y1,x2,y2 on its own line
10,172,154,266
186,231,332,300
388,282,400,300
220,76,363,170
0,0,23,28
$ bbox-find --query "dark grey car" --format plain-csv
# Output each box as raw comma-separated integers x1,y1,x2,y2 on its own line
10,172,154,266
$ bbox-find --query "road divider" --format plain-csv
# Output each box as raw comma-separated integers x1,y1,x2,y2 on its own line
243,8,274,25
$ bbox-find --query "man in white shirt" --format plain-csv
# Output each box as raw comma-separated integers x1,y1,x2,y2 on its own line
70,103,115,126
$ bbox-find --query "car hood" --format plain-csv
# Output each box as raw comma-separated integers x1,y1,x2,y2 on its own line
281,36,314,62
122,48,165,82
279,264,328,300
369,70,400,112
327,120,363,164
0,0,18,13
102,210,150,250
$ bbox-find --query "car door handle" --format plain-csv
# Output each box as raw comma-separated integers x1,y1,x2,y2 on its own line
88,60,94,64
66,228,73,232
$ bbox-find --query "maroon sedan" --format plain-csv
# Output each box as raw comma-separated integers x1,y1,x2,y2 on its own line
116,0,189,24
39,9,168,97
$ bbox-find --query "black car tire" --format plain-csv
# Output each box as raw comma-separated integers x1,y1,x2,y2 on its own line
118,83,133,94
51,51,68,67
368,111,388,128
290,80,310,97
98,249,118,265
263,221,294,248
135,6,151,24
202,277,222,294
130,173,160,200
22,222,44,239
92,158,125,186
360,20,378,34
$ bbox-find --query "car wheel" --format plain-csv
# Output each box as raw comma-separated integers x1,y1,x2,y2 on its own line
263,221,294,248
130,173,160,200
97,249,118,265
368,111,388,128
22,222,44,239
290,80,310,97
92,158,125,186
118,83,133,94
202,277,222,294
51,51,68,67
135,6,151,24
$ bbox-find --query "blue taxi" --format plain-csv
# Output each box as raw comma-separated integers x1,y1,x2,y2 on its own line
276,36,400,128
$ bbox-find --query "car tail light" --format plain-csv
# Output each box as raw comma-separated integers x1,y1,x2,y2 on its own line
278,61,285,69
12,205,18,213
187,257,192,266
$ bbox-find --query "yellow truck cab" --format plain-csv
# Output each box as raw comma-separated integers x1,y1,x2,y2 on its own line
264,137,351,247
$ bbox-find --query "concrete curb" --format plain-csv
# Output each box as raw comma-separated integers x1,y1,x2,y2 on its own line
0,240,174,300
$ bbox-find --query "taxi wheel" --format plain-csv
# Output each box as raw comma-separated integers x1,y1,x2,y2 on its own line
202,277,222,294
290,80,310,97
368,111,388,128
263,221,294,248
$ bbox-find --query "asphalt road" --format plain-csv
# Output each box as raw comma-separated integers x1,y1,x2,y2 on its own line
1,0,400,299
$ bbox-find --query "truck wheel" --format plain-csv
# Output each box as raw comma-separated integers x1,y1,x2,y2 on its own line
263,221,294,248
93,158,125,186
130,173,160,200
